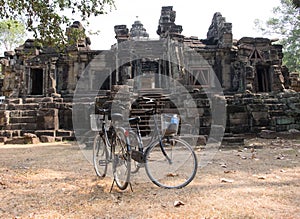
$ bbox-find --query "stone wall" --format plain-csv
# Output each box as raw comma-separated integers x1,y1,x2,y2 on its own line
0,97,74,142
226,91,300,134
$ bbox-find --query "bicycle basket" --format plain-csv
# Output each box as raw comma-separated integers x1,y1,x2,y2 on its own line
90,114,104,131
161,113,179,136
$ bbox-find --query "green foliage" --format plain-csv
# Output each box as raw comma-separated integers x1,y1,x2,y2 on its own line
255,0,300,72
0,19,26,51
0,0,115,50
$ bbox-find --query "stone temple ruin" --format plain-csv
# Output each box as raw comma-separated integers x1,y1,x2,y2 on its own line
0,6,300,145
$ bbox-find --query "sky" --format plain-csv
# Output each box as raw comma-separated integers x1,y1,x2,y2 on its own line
86,0,282,50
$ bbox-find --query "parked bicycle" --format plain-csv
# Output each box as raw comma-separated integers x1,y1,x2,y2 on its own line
91,108,131,190
91,97,198,190
127,97,198,189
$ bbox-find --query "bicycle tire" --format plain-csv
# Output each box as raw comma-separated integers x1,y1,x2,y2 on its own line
93,134,108,178
112,128,131,190
145,137,197,189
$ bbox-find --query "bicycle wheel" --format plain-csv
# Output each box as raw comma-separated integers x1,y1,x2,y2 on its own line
93,134,108,178
112,128,131,190
145,137,197,189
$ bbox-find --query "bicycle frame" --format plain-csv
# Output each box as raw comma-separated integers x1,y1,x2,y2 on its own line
130,99,172,164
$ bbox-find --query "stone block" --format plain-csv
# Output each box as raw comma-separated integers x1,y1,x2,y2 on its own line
251,111,270,126
58,108,73,129
222,136,244,146
40,135,56,143
8,103,39,111
39,102,59,109
56,130,74,137
9,110,36,117
275,125,289,132
229,112,249,126
229,125,250,134
10,117,36,124
0,136,7,142
0,104,7,110
260,130,277,139
6,123,37,130
37,109,59,130
7,98,22,104
35,130,56,137
275,117,294,125
4,134,40,144
0,110,9,126
227,105,246,113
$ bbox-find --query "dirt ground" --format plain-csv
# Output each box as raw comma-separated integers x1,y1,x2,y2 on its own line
0,137,299,219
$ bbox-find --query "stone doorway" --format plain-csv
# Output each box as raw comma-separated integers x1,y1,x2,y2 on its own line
31,68,43,95
256,65,271,92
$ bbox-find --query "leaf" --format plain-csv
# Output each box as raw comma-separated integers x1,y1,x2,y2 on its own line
166,173,178,177
174,200,185,207
253,175,267,180
220,178,234,183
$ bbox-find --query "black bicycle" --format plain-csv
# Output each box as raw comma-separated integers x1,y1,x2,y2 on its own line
91,108,131,190
92,97,198,190
125,97,198,189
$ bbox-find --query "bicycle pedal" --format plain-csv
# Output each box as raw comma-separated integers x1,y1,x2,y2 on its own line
131,150,145,163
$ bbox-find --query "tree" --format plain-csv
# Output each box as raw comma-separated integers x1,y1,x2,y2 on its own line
0,19,26,51
255,0,300,72
0,0,115,49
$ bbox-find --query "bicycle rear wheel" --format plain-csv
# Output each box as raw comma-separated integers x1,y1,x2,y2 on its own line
112,128,131,190
145,137,197,189
93,134,108,178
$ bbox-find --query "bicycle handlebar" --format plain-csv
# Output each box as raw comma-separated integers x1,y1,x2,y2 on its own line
142,97,156,104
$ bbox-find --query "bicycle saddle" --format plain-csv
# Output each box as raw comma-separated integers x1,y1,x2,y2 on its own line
129,116,141,125
111,113,124,121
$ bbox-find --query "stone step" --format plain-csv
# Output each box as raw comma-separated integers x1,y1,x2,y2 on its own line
24,97,53,103
0,130,22,138
35,130,56,137
221,136,245,146
7,103,39,110
56,130,74,137
6,123,37,130
9,110,37,117
10,117,37,124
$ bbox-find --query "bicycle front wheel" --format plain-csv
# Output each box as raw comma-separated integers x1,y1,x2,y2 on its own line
145,137,197,189
112,128,131,190
93,134,108,178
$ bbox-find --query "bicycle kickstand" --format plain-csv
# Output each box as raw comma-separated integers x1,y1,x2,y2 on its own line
109,179,115,193
109,179,133,193
129,182,133,192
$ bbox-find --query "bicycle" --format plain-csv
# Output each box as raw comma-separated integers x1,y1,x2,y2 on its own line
91,108,131,190
92,97,198,190
125,97,198,189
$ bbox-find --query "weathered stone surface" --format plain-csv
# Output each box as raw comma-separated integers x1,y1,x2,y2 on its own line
35,130,56,137
4,133,40,144
260,130,277,139
37,109,59,130
40,135,56,143
0,6,298,144
0,136,7,142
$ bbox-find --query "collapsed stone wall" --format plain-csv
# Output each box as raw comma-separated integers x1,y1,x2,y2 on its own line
226,91,300,134
0,97,74,143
